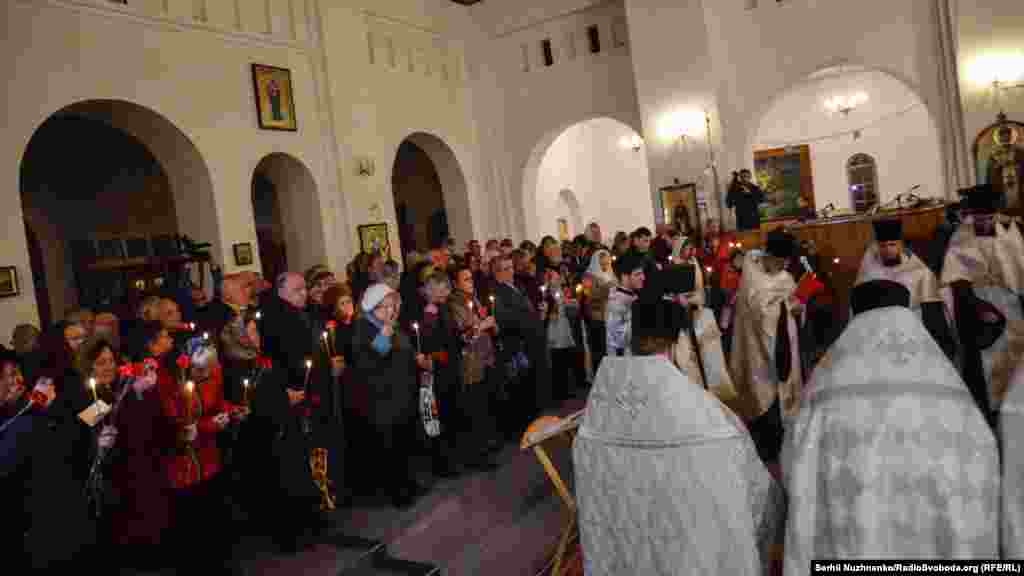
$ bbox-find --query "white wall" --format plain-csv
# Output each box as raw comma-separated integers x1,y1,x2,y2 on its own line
469,0,644,243
623,0,721,226
754,69,942,210
535,118,653,240
956,0,1024,183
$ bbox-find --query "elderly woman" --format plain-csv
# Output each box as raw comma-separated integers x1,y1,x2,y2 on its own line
159,337,240,571
352,283,425,508
223,311,321,554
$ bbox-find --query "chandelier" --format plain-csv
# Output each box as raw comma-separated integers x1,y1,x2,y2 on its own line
823,91,868,116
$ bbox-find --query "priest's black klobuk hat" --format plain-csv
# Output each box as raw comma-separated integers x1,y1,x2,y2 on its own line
872,219,903,242
851,279,910,316
631,298,687,342
764,229,796,259
961,184,1000,214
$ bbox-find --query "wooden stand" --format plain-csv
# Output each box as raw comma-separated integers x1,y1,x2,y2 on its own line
521,411,584,576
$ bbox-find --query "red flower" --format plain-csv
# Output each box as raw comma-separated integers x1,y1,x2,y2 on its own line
257,356,273,369
326,320,337,330
29,390,49,408
176,355,190,370
118,364,136,378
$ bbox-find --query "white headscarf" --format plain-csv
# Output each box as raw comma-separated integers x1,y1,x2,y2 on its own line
782,305,999,571
586,249,614,284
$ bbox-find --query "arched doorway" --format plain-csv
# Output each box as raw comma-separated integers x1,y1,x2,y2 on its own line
527,118,653,242
251,153,324,279
18,100,217,324
752,66,941,213
391,133,471,260
558,189,584,239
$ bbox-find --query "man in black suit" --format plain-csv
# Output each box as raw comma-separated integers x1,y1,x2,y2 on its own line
492,254,552,437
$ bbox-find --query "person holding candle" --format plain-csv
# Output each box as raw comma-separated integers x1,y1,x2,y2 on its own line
352,283,425,508
582,249,616,378
2,361,99,571
542,267,581,404
449,265,502,469
411,271,467,478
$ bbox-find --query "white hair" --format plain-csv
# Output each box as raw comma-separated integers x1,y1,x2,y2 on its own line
190,345,218,369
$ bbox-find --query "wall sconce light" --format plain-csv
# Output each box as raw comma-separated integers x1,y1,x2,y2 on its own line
619,134,644,151
357,157,376,177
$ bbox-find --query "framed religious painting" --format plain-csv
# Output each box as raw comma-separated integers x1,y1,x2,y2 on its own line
659,182,701,240
974,113,1024,212
0,266,19,298
233,242,254,266
358,223,391,259
252,64,298,131
753,145,814,222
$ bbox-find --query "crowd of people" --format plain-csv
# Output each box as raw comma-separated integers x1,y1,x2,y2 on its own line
6,183,1022,574
1,218,746,573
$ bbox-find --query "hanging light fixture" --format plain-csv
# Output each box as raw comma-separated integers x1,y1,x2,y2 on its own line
823,91,868,117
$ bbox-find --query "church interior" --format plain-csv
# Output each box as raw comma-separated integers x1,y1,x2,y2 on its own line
3,0,1024,574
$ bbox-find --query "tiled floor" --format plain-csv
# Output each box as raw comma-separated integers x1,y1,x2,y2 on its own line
245,397,587,576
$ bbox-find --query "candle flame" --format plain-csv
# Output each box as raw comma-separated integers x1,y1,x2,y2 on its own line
243,378,249,388
737,242,743,248
185,380,194,393
202,332,209,341
833,257,840,264
321,331,328,340
706,267,712,272
305,359,312,369
89,377,96,390
189,323,196,331
489,295,495,302
412,322,420,331
255,311,262,320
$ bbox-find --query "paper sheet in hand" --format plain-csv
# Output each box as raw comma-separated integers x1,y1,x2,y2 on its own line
78,400,112,427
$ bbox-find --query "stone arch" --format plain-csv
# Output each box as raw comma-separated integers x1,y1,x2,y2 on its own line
251,152,325,277
18,99,219,321
524,116,652,242
391,132,472,251
749,64,943,211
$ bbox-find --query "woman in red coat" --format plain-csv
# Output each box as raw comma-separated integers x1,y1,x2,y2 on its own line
159,335,238,572
107,321,177,571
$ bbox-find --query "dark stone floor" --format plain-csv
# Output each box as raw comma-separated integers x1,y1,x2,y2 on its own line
241,397,585,576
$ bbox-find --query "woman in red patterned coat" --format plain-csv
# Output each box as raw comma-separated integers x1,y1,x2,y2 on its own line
160,335,239,572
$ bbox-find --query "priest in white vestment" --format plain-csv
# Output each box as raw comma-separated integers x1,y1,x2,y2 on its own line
855,218,956,363
574,299,784,575
730,229,804,464
782,280,1000,574
941,184,1024,425
1001,358,1024,558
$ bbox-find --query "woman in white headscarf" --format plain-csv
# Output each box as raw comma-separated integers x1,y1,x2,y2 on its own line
583,249,616,375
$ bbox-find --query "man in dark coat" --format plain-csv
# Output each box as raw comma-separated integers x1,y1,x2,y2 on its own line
726,169,766,231
492,254,552,437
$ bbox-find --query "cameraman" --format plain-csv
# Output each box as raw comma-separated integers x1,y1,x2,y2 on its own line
726,169,765,232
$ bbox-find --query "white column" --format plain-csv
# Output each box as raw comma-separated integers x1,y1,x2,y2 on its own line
934,0,972,194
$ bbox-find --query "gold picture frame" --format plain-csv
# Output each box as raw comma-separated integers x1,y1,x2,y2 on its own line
252,64,298,132
358,223,391,259
0,266,19,298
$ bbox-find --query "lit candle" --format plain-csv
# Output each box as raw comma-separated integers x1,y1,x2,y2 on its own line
243,378,250,406
321,331,332,357
185,380,194,423
303,359,312,392
412,322,421,353
576,283,583,295
489,295,495,311
706,266,713,273
202,331,209,342
255,311,262,320
188,322,196,332
88,377,98,403
833,257,840,264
